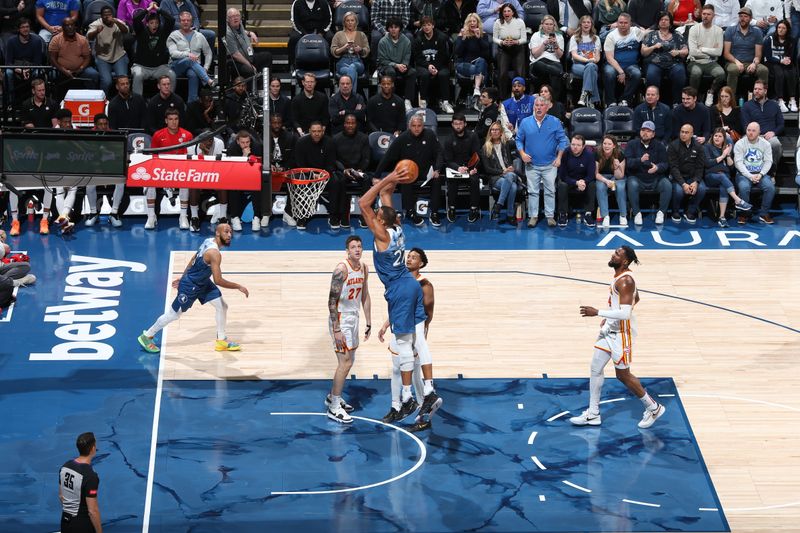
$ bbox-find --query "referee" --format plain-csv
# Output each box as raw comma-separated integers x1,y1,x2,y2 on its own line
59,432,102,533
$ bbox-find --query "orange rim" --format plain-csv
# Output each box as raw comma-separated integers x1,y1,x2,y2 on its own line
285,168,330,184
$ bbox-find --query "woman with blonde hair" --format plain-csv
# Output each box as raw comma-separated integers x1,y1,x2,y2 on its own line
529,15,565,100
331,12,370,94
480,121,521,224
570,15,602,107
455,13,492,104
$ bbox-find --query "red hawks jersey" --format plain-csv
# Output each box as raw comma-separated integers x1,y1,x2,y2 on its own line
337,259,365,314
151,127,193,154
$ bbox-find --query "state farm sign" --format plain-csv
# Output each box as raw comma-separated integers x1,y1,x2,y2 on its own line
127,154,262,191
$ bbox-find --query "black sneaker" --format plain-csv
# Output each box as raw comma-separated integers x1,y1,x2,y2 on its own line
398,397,419,420
583,212,596,227
684,213,697,224
418,391,442,418
329,215,341,229
407,211,423,226
217,217,228,225
297,218,308,230
468,207,480,223
430,212,441,227
190,216,200,232
340,214,351,228
382,407,402,423
671,212,682,223
557,212,568,227
507,215,517,225
408,419,432,432
490,204,501,220
447,206,456,222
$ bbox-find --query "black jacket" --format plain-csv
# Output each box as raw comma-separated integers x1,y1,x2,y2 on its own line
108,93,147,130
443,129,480,170
133,9,174,67
480,140,519,177
333,130,370,171
412,28,451,70
439,0,477,36
367,93,406,133
295,134,337,173
375,128,441,178
269,128,297,170
667,138,705,185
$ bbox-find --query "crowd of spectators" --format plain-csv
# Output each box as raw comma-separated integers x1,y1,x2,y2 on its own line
2,0,799,237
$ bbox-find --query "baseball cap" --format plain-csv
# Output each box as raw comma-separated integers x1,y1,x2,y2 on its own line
512,77,526,87
641,120,656,131
738,7,752,16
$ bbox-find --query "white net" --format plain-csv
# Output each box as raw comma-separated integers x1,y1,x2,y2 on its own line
286,169,329,220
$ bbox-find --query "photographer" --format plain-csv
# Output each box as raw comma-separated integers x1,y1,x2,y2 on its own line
529,15,564,101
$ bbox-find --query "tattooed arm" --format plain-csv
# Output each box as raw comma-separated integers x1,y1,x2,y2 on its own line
329,263,347,351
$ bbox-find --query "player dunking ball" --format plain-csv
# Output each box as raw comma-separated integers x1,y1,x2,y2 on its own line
570,246,666,429
379,247,441,432
137,223,249,353
358,167,442,423
326,235,372,424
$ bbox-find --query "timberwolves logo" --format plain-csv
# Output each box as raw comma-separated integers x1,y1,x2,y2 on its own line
178,294,189,304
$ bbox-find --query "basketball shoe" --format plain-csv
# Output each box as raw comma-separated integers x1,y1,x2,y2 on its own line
398,397,418,420
327,404,353,424
382,407,402,423
408,418,432,432
325,394,354,413
569,409,602,426
418,391,442,419
637,403,666,429
137,332,159,353
214,339,241,351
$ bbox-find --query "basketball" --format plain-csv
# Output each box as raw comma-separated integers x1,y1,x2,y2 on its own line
394,159,419,183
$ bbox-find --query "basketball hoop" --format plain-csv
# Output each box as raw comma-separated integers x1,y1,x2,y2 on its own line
284,168,330,220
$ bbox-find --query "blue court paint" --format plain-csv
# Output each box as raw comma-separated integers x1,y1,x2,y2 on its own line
144,377,728,532
0,216,794,531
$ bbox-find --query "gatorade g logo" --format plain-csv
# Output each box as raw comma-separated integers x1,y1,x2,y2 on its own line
131,167,151,181
78,104,91,116
377,134,391,150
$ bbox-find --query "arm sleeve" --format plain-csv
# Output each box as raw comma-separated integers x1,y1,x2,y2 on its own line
598,304,632,320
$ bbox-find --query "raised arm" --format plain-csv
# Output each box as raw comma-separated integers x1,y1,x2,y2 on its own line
361,264,372,340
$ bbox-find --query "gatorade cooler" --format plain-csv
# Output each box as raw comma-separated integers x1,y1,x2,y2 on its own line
62,89,107,127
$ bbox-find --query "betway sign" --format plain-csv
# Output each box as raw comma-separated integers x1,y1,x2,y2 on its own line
127,153,262,190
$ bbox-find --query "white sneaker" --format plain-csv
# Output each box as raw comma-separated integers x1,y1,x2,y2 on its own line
282,212,297,227
638,403,666,429
633,212,643,225
441,100,454,114
779,99,789,113
473,86,481,96
260,215,270,228
790,99,798,112
84,213,98,227
179,214,189,230
569,409,601,426
13,273,36,287
619,215,628,227
252,217,260,231
601,215,610,228
404,99,413,112
418,98,427,109
578,91,588,106
231,217,242,231
655,211,665,224
704,91,714,107
109,214,123,227
618,99,628,107
144,214,157,230
326,404,353,424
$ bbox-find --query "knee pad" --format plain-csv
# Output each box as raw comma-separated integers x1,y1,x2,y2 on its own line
591,349,610,377
395,334,415,372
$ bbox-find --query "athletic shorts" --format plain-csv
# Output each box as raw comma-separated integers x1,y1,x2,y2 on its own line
61,511,95,533
384,277,425,335
594,328,634,370
171,278,221,312
388,320,428,360
330,312,359,352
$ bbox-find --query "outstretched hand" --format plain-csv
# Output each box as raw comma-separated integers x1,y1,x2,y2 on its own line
580,306,598,317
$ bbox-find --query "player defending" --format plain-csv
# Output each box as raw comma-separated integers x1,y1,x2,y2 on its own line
137,223,249,353
570,246,666,429
326,235,372,424
358,170,440,422
379,247,441,432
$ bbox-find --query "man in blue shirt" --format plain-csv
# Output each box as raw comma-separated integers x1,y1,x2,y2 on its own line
722,7,768,95
632,85,672,143
503,77,533,136
516,95,569,227
35,0,79,44
741,79,784,167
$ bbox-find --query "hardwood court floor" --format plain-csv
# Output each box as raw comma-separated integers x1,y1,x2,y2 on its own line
162,249,800,532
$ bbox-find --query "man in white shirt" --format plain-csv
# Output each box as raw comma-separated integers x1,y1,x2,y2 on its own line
688,4,725,106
